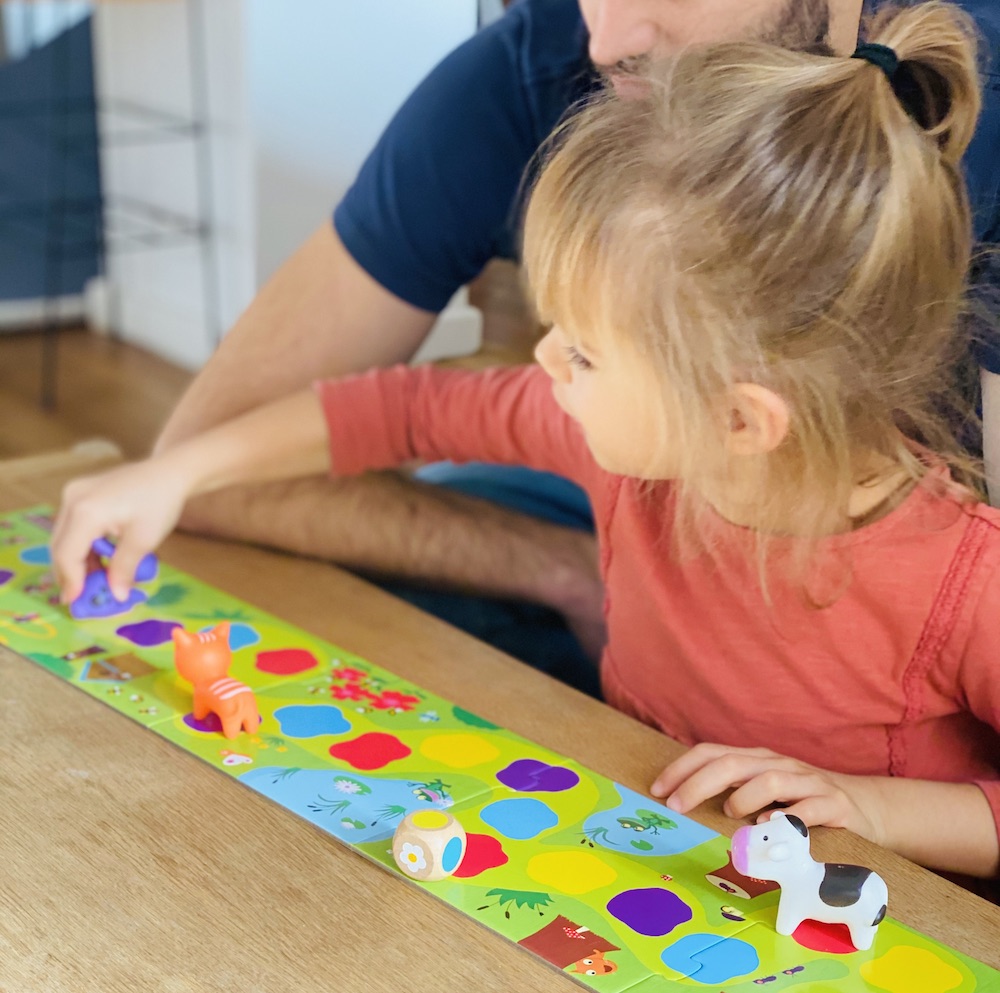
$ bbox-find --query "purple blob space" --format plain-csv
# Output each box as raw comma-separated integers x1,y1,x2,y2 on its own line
183,712,224,734
116,619,182,647
607,888,693,937
496,758,579,793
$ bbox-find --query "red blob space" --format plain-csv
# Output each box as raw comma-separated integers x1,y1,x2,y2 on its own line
329,732,411,770
792,919,857,954
255,648,319,675
453,833,508,878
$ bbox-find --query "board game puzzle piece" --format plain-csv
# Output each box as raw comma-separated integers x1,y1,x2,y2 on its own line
0,505,998,993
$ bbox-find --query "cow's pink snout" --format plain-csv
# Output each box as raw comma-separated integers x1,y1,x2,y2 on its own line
731,826,750,874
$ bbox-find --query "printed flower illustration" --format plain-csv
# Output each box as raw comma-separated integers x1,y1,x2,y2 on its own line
331,683,377,702
399,843,427,874
333,777,370,795
370,690,420,711
331,666,367,682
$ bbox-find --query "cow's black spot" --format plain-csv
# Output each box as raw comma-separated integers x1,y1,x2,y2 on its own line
818,864,871,907
785,814,808,838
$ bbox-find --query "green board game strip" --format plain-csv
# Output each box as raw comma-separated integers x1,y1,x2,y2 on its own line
2,505,998,993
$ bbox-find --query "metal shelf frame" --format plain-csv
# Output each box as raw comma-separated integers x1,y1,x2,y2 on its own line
0,0,220,407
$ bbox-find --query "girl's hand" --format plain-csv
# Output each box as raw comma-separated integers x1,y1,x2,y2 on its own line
52,459,190,605
650,743,888,846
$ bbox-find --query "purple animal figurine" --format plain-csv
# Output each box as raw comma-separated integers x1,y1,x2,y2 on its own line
69,569,148,620
732,812,887,951
91,537,159,582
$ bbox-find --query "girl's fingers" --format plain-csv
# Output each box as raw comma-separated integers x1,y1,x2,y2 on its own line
660,751,801,815
651,743,777,800
756,794,845,832
726,771,835,821
106,535,148,602
52,495,101,604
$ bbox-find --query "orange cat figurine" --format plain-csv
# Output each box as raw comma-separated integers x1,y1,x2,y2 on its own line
172,622,261,739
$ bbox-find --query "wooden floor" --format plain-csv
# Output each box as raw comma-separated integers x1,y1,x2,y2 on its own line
0,327,192,461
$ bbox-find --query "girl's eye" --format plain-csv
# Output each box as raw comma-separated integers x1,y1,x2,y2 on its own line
564,346,594,371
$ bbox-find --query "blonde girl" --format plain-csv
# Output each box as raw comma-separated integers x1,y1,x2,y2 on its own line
53,2,999,884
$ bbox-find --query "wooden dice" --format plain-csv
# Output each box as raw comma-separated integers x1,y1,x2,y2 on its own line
392,810,467,881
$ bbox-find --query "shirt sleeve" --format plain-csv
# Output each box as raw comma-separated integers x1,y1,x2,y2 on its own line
332,8,539,314
314,364,602,493
953,520,1000,857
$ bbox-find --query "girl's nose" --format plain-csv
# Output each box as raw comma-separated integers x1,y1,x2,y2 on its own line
535,329,572,384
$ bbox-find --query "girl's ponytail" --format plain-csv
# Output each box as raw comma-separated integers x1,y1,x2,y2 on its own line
861,2,982,166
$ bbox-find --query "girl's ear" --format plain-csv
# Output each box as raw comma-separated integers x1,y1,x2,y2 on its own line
724,383,790,457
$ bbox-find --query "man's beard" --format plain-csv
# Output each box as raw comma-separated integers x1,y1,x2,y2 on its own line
597,0,833,85
760,0,832,54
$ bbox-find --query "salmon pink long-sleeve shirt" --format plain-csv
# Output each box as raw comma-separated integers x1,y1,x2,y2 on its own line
315,364,1000,850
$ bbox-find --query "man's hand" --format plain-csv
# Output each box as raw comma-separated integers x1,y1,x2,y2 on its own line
650,743,888,845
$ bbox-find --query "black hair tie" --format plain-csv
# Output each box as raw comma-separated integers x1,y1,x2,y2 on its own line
851,42,900,80
852,42,940,132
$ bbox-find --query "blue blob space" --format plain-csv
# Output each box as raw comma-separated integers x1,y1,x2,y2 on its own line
661,934,759,985
441,835,464,873
274,705,351,738
201,622,260,651
480,798,558,840
21,546,51,565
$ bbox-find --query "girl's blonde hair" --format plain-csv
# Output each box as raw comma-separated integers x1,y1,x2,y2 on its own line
523,2,984,556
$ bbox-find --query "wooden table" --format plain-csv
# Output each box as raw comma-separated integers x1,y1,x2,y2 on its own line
1,446,998,993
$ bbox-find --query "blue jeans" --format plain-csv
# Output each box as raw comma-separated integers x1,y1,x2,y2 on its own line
370,462,602,700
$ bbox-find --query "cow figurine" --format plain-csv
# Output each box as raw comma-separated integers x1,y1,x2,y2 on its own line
731,811,887,951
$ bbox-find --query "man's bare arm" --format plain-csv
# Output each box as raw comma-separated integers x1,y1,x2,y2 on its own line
154,224,605,647
155,224,437,449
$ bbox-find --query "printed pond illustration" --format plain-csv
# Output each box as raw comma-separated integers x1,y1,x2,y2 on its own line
580,784,716,856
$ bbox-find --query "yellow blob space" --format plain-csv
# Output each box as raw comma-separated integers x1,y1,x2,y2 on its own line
419,734,500,768
526,852,617,895
411,810,450,830
860,946,963,993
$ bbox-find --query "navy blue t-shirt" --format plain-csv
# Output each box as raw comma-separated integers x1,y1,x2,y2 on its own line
335,0,1000,366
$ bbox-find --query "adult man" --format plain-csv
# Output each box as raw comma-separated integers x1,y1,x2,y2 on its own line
154,0,999,692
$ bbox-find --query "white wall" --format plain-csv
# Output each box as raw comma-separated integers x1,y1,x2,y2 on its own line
248,0,475,284
1,1,90,60
92,0,254,368
93,0,481,370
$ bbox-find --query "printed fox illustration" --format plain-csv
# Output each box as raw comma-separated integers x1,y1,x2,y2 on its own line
172,622,261,739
